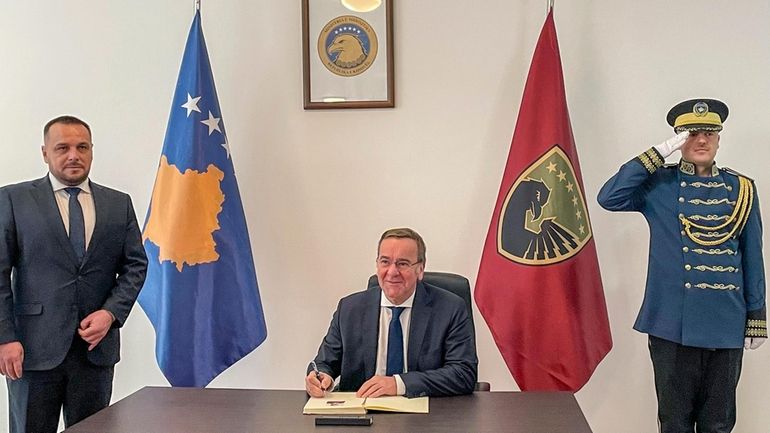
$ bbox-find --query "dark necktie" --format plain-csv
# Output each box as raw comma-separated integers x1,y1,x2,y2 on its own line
65,187,85,262
386,306,405,376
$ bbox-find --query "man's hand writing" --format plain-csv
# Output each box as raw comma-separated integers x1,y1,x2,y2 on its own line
305,371,333,397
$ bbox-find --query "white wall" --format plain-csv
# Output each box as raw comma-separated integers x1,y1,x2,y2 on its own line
1,1,769,432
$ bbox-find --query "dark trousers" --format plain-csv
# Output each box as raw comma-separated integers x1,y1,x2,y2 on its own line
648,335,743,433
6,337,114,433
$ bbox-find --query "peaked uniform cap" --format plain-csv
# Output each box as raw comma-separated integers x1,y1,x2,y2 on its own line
666,98,729,133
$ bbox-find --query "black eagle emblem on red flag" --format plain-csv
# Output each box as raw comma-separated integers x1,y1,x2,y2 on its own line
498,145,591,265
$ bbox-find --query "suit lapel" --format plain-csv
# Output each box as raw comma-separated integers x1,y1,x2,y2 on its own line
31,176,79,265
407,282,431,371
362,288,381,380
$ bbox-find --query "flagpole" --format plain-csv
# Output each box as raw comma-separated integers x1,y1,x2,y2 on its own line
547,0,554,13
195,0,200,11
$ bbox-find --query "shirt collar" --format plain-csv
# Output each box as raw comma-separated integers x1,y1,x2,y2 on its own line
678,159,719,177
380,288,416,308
49,173,91,194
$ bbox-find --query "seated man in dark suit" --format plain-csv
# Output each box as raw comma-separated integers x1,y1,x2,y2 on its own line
305,228,478,398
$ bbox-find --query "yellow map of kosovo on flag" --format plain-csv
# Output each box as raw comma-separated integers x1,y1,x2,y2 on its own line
143,155,225,271
138,10,267,388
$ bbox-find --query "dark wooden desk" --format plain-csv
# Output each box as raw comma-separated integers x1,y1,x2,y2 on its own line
64,387,593,433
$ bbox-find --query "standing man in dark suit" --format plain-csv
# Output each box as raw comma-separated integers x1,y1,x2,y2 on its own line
305,228,477,398
0,115,148,433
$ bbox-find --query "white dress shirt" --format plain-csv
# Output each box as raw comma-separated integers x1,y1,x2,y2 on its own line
49,173,96,249
375,290,415,396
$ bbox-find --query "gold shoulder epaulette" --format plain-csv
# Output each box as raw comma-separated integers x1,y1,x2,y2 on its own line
721,167,755,182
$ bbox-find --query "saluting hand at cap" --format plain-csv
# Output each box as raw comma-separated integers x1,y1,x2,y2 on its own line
654,130,690,158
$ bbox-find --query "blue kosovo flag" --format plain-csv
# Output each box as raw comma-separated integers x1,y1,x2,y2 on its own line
138,10,267,387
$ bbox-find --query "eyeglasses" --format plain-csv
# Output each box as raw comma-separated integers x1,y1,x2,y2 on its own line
376,258,422,272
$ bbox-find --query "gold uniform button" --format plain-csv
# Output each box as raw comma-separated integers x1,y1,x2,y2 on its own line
678,197,685,203
683,247,689,253
685,264,691,271
685,283,692,289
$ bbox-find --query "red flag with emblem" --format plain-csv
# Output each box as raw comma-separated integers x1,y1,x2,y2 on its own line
474,9,612,392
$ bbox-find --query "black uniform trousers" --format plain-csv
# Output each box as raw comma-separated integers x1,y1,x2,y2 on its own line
6,336,114,433
648,335,743,433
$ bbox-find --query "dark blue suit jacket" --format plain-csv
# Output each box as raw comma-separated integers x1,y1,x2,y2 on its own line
310,282,478,397
0,176,147,370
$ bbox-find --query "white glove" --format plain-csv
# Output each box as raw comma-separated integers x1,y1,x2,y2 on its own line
744,337,766,350
653,131,690,158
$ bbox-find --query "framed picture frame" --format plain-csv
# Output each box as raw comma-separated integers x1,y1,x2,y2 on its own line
302,0,394,109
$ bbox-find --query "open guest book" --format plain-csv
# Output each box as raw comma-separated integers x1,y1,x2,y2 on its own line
303,392,429,415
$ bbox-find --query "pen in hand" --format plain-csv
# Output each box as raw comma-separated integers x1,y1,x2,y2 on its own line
310,361,328,396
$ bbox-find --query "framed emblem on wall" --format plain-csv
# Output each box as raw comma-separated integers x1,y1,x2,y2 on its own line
302,0,394,109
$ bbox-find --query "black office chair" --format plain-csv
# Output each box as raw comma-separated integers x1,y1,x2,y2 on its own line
367,271,491,392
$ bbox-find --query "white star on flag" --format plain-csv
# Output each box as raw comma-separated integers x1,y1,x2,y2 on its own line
221,136,231,159
181,93,201,117
200,111,221,135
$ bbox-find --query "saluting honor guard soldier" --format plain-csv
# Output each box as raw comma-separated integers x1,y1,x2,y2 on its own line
597,98,766,433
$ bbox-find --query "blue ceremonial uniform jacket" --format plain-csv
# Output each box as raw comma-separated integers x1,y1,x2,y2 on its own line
598,151,766,349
